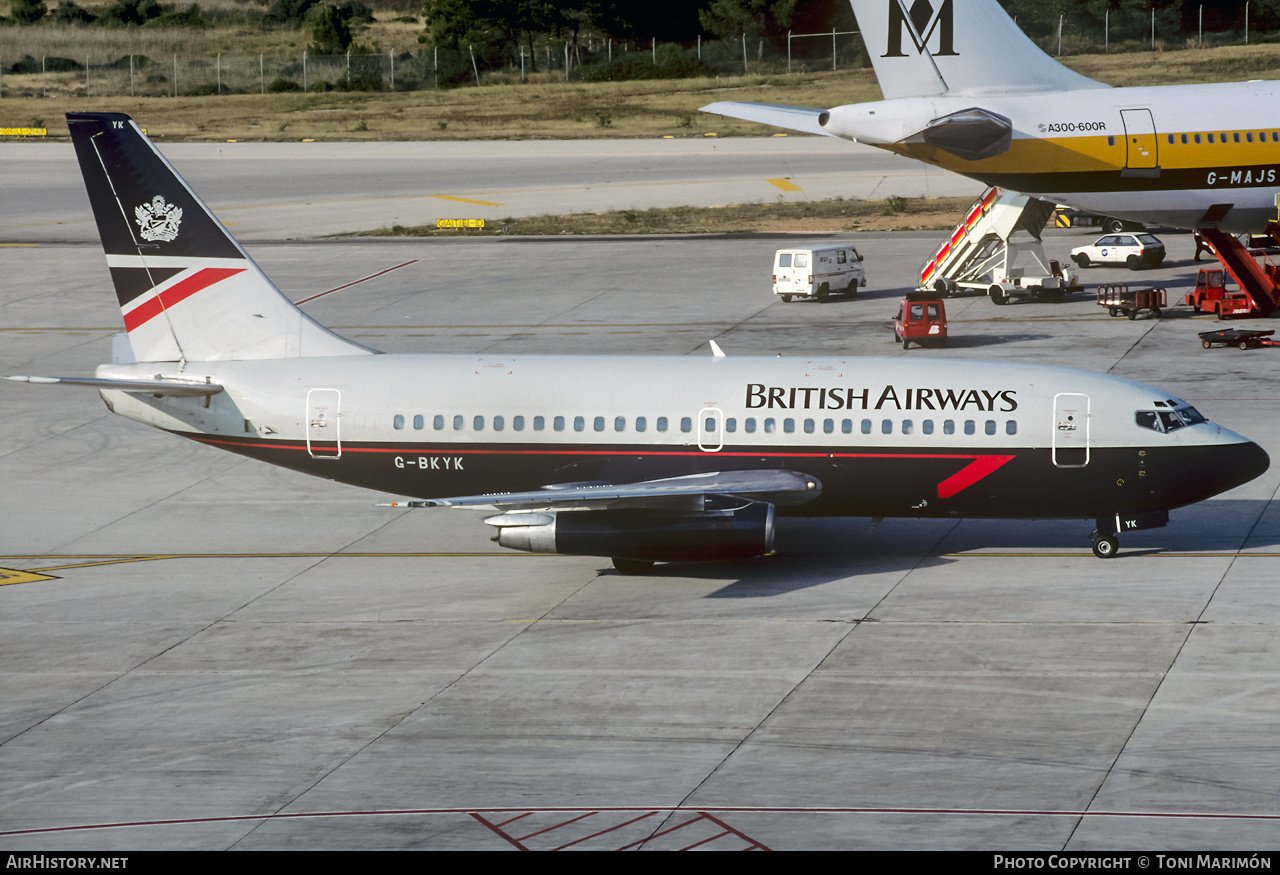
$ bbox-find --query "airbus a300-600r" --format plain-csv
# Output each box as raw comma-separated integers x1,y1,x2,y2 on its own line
704,0,1280,233
7,113,1269,573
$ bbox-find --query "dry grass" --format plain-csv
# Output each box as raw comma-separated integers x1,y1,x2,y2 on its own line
363,196,975,237
0,9,423,60
0,69,883,140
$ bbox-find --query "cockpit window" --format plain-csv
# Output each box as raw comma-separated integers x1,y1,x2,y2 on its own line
1136,406,1206,433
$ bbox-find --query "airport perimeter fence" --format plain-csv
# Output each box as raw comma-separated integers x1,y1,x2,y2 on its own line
0,7,1267,101
0,37,873,99
1025,3,1270,56
0,51,421,99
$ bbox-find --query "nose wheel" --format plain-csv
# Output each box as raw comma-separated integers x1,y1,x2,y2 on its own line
1090,530,1119,559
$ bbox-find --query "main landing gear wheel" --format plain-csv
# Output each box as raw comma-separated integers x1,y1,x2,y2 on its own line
612,557,655,575
1090,531,1119,559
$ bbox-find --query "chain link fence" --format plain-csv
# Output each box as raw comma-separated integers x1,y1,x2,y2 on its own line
0,51,431,98
0,9,1263,101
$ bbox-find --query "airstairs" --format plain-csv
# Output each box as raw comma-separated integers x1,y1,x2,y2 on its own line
919,186,1070,304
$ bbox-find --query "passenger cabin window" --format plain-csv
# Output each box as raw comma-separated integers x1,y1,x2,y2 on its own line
393,414,404,430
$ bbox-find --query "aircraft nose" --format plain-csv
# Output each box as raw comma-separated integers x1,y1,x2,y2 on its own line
1218,439,1270,494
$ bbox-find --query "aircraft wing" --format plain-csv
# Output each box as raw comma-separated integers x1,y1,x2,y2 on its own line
383,469,822,512
699,101,835,138
6,375,224,397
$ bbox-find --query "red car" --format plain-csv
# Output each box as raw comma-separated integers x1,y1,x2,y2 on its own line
894,296,947,349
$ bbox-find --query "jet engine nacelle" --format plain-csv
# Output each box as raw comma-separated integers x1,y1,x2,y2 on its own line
485,501,776,562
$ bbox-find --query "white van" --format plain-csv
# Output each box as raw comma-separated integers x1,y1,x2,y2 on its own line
773,246,866,302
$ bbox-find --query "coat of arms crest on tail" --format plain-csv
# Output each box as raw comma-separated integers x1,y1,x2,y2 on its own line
135,195,183,242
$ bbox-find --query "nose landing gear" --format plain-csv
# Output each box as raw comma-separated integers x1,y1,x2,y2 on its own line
1090,530,1120,558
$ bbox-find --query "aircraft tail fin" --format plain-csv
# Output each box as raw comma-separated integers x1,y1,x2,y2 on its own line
67,112,371,363
849,0,1108,98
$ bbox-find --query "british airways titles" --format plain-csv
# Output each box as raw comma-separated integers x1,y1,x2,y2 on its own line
745,384,1019,412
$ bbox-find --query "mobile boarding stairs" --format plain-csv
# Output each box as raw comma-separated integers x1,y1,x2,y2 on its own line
919,187,1073,305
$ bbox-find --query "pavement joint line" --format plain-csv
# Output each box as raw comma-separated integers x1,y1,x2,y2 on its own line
6,804,1280,839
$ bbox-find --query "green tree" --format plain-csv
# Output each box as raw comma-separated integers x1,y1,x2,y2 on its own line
697,0,796,41
309,3,352,54
10,0,49,24
266,0,322,24
100,0,163,26
51,0,96,23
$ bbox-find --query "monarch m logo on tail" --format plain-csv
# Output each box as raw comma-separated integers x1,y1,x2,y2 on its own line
883,0,957,57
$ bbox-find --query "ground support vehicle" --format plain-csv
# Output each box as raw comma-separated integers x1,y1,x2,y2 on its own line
1097,285,1165,320
1189,231,1280,319
773,245,866,302
1053,208,1143,233
1198,328,1280,350
919,187,1073,306
1184,268,1257,320
893,294,947,349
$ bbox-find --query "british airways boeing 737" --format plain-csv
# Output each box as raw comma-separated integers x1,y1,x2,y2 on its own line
7,112,1269,573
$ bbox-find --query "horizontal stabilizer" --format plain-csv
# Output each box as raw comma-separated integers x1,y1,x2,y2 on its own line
6,375,223,396
382,469,822,512
699,101,835,137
